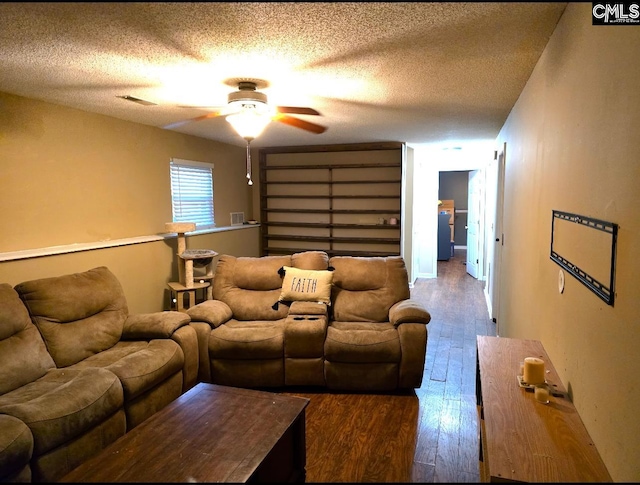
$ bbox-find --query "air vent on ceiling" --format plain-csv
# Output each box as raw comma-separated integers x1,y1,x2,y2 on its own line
116,95,157,106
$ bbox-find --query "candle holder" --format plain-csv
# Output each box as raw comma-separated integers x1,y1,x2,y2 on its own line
534,384,550,404
517,374,547,389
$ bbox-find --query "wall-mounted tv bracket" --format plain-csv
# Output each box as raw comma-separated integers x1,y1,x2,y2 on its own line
550,210,618,306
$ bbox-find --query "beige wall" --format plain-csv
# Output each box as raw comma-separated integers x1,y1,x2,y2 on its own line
0,91,260,313
496,4,640,481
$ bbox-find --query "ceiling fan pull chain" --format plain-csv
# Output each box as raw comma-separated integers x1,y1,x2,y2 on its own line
245,138,253,186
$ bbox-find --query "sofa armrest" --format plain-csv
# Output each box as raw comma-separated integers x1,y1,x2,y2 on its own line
123,311,191,339
389,300,431,327
0,414,33,483
186,300,233,328
288,301,328,316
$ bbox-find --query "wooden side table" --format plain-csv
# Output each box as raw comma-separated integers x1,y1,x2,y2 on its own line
476,335,611,482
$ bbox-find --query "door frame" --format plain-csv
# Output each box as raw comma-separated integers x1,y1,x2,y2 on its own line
485,142,506,333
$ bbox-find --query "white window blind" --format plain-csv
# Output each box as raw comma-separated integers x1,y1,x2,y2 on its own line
170,158,215,229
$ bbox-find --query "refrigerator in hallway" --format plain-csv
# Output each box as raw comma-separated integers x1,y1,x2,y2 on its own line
437,213,452,260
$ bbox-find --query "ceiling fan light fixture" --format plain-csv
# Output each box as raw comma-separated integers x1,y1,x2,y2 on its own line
228,88,267,105
226,104,272,139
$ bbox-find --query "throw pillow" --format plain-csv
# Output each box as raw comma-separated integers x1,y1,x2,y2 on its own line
276,266,333,306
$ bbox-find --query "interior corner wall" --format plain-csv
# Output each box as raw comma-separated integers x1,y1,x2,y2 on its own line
0,91,259,313
408,146,439,279
495,4,640,481
402,144,415,284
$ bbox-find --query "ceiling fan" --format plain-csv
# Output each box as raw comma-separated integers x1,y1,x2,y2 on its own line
161,78,327,187
164,79,327,137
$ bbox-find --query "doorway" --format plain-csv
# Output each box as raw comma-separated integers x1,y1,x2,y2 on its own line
437,170,484,280
408,142,494,282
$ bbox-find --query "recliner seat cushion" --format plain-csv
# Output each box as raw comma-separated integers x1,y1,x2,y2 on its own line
0,284,55,395
209,319,285,359
67,340,184,401
324,322,401,363
14,267,128,367
0,367,123,455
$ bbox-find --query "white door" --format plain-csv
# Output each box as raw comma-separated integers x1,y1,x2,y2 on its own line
466,170,481,278
488,143,506,331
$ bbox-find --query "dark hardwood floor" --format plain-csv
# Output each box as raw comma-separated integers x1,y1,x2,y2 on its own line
284,248,497,483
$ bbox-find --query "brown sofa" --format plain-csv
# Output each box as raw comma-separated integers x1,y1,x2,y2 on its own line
0,266,198,483
187,251,431,391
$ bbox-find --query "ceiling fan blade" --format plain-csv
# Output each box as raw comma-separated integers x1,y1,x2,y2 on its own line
177,105,226,109
275,106,321,116
163,111,225,129
273,113,327,134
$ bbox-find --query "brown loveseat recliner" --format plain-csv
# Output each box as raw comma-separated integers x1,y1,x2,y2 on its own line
187,250,431,391
0,266,198,482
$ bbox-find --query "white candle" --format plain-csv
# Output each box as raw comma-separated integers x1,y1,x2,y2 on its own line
535,385,550,404
523,357,545,385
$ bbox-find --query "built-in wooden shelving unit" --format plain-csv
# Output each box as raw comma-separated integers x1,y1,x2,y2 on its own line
258,142,404,257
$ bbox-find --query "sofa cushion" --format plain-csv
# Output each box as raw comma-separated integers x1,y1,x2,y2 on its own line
14,267,128,367
324,322,401,363
291,250,329,270
209,319,285,359
0,284,55,395
229,255,292,291
67,340,185,401
287,301,328,316
277,266,333,305
330,256,411,322
0,367,123,455
212,255,292,321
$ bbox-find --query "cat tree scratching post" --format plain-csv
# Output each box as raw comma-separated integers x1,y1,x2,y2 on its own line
165,222,217,311
179,249,218,300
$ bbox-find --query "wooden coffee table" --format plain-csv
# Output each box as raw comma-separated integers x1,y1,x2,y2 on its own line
60,383,309,483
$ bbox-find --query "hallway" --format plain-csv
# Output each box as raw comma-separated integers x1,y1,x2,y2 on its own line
410,247,497,481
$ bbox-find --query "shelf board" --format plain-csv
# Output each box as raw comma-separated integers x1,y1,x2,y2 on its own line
263,222,400,229
263,208,400,214
265,235,400,244
264,247,400,257
264,195,400,199
263,162,401,170
264,179,402,185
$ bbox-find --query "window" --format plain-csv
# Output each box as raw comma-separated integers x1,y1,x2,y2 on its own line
169,158,215,230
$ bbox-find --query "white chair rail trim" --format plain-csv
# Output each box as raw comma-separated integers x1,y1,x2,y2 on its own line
0,224,259,262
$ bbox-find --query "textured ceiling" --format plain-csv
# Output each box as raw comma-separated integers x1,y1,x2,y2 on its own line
0,2,567,148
